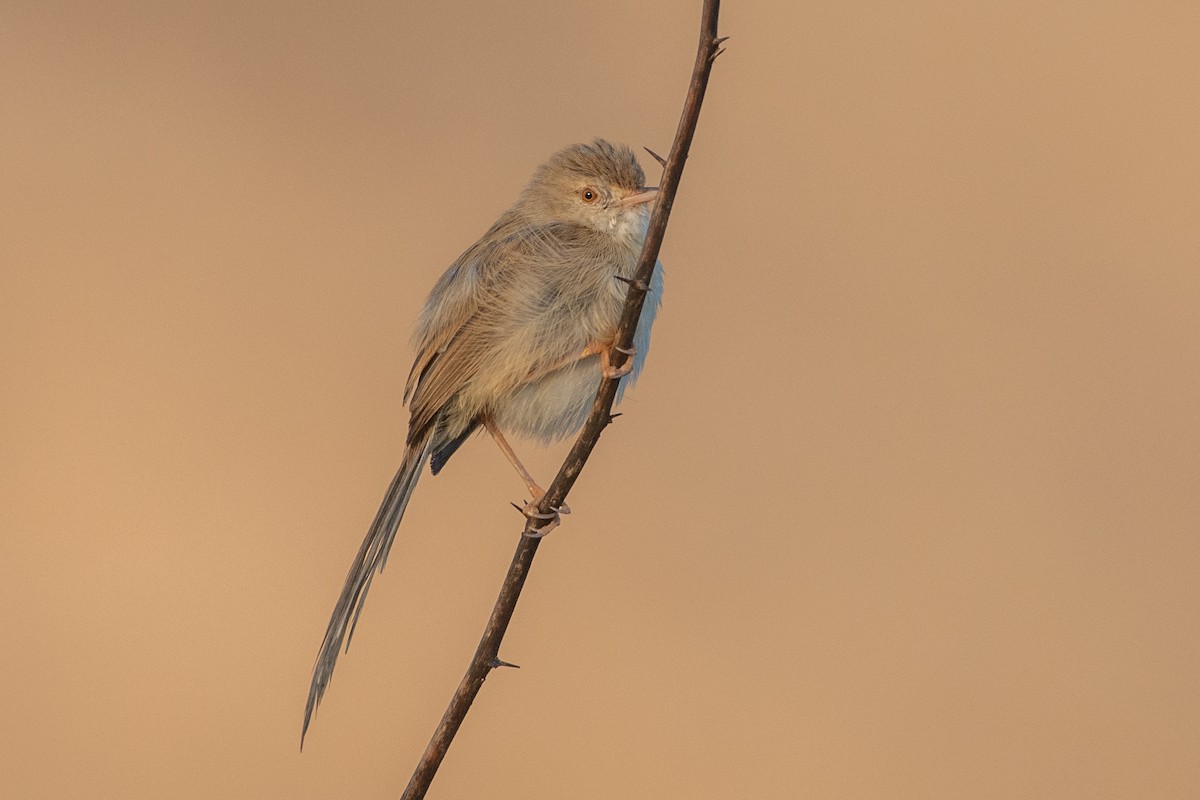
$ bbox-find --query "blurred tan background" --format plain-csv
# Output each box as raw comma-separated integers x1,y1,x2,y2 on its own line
3,2,1198,798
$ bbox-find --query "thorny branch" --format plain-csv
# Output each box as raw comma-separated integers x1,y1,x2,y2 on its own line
400,2,724,797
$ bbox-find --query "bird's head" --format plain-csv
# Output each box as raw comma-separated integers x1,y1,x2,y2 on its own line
519,139,658,246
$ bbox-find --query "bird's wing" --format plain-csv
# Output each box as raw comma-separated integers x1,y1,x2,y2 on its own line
404,219,577,443
403,234,493,405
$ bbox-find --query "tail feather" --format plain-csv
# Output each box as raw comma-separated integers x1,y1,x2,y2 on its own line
302,435,433,747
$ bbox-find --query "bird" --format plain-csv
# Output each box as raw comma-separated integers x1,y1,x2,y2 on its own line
303,139,664,745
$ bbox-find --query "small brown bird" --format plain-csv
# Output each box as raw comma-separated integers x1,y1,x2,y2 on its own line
303,139,663,743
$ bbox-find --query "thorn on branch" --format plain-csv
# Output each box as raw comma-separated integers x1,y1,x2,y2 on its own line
643,146,668,168
709,36,730,63
614,274,649,292
607,412,623,424
489,658,520,670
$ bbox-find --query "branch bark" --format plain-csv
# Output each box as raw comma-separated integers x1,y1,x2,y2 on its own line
400,3,724,797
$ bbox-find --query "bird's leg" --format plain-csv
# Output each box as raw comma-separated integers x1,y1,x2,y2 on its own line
482,416,570,528
521,341,636,383
481,416,545,498
522,342,604,380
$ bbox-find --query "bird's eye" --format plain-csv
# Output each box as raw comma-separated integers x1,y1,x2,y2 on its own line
579,187,598,204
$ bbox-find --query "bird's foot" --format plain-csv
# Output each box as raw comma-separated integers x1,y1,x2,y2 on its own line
522,505,561,538
513,487,570,538
601,345,636,379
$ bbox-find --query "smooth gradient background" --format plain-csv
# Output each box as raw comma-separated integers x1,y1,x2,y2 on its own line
3,2,1197,798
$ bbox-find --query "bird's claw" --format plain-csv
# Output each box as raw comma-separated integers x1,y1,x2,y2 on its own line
524,519,559,538
522,503,562,538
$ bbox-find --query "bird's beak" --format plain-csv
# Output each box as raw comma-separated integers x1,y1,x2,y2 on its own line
619,186,659,207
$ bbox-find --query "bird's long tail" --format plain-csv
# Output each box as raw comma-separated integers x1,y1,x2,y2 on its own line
303,434,433,746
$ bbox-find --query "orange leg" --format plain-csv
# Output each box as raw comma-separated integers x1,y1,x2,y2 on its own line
482,416,545,499
482,416,571,533
523,342,637,382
